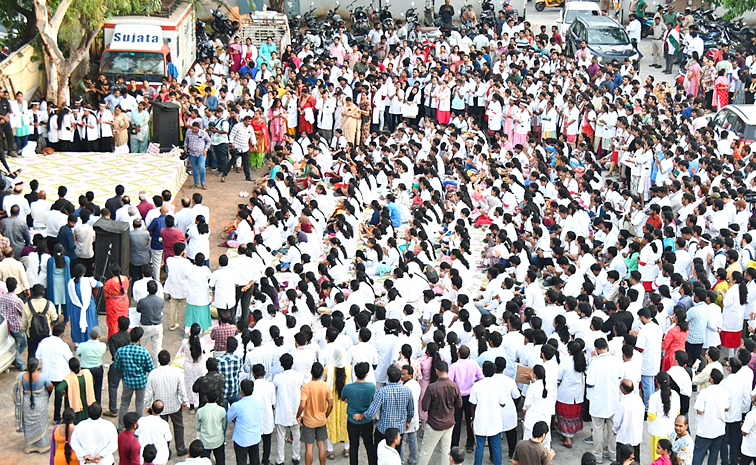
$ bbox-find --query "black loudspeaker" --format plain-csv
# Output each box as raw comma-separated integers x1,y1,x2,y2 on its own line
152,101,181,151
93,218,130,314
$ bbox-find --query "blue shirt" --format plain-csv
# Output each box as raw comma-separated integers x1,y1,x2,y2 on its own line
686,302,707,344
365,382,415,434
387,202,401,228
147,215,166,250
227,394,263,447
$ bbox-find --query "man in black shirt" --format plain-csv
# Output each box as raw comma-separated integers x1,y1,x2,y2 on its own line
105,185,125,215
438,0,454,25
51,185,76,213
193,357,226,408
0,90,15,158
105,316,131,417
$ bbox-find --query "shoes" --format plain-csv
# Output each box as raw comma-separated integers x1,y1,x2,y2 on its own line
176,449,189,457
293,460,300,465
201,184,207,190
584,436,594,444
602,452,612,459
103,411,118,418
596,459,603,464
221,176,226,182
466,446,475,453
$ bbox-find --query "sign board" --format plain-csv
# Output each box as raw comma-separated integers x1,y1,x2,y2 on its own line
109,25,164,51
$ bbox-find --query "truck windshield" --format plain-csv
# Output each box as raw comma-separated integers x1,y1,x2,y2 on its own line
101,51,165,80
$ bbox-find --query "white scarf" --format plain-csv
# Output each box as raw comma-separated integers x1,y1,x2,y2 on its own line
67,277,97,335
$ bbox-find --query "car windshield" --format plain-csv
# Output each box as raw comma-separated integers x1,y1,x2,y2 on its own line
564,9,599,23
587,27,629,45
101,51,165,77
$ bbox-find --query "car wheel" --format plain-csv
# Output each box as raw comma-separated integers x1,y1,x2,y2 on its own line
535,2,545,11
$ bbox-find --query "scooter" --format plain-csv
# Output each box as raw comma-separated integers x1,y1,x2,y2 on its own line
348,0,371,36
380,1,396,30
424,0,435,26
534,0,564,12
210,8,238,39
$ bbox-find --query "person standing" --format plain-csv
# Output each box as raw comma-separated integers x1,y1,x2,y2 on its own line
193,357,226,408
163,241,189,331
119,412,142,465
223,115,256,182
360,365,415,452
298,362,335,465
208,107,229,173
136,280,164,365
184,122,211,189
691,369,729,465
399,364,421,465
342,361,377,465
469,361,507,465
136,400,174,465
22,284,57,358
184,253,212,332
197,389,227,465
105,316,130,418
145,350,189,457
612,379,645,464
377,428,402,465
114,326,154,431
67,265,101,347
417,360,462,465
651,16,666,68
250,363,277,465
635,307,663,411
76,326,106,405
103,263,129,340
35,323,72,423
448,345,483,452
217,337,243,408
585,338,623,464
11,357,53,454
0,276,26,370
129,101,150,153
228,378,264,465
274,353,305,465
70,403,119,465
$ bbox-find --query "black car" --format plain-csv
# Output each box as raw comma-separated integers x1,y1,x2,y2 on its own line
564,16,638,64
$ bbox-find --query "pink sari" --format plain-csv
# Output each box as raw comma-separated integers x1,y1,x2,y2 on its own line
229,42,243,72
268,106,286,144
685,61,701,97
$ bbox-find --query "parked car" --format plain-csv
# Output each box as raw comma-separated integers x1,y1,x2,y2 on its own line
0,313,17,373
564,16,637,64
557,1,602,37
711,104,756,151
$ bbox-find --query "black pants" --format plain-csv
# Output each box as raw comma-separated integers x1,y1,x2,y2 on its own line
223,149,251,179
686,342,703,367
50,380,64,422
108,366,123,414
348,421,376,465
235,284,254,325
0,121,14,153
99,137,113,153
452,395,474,448
161,410,186,453
201,444,226,465
212,143,228,172
261,432,272,465
617,442,641,464
76,257,95,277
665,51,675,73
503,428,517,459
88,365,104,406
28,336,42,363
235,441,260,465
742,453,756,465
721,421,743,465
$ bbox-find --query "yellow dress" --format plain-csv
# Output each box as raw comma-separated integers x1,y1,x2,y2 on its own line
324,364,351,444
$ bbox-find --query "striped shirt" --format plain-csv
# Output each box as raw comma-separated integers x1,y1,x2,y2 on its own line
217,352,242,401
0,291,23,332
685,302,707,345
184,128,211,155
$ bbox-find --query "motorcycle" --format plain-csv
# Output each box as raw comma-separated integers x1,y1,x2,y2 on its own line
348,0,371,36
286,2,304,47
303,2,318,30
424,0,434,26
210,8,238,39
379,1,395,30
195,20,215,61
534,0,564,12
479,0,497,30
325,2,346,31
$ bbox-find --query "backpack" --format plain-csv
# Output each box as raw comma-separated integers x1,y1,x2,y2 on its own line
424,265,439,284
28,299,51,341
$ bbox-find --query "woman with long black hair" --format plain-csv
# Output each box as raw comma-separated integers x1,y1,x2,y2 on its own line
324,345,351,458
103,262,129,339
555,340,586,448
47,243,71,322
178,323,207,411
722,271,749,357
648,371,680,461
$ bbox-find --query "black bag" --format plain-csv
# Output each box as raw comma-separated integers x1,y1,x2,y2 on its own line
424,265,439,284
28,299,51,341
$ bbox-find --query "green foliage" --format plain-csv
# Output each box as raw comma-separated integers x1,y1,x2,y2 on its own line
711,0,749,20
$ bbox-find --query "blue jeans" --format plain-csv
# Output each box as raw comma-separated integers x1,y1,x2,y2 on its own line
189,154,206,186
10,330,26,370
692,435,723,465
475,433,501,465
400,430,418,465
641,374,655,411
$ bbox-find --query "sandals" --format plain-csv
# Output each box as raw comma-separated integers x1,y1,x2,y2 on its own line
327,453,335,460
558,440,572,449
343,450,349,458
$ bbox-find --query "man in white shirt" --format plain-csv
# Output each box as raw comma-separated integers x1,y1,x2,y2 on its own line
36,323,72,422
586,338,623,464
210,254,236,312
469,361,507,465
377,428,402,465
691,368,729,465
70,403,119,465
273,353,305,465
612,380,645,463
634,306,663,411
720,356,753,465
136,400,175,464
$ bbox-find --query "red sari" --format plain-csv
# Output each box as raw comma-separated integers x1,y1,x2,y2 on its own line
298,94,316,135
104,276,130,339
661,325,689,371
714,75,730,110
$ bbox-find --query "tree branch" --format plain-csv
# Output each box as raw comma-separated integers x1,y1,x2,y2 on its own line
50,0,73,33
33,0,64,63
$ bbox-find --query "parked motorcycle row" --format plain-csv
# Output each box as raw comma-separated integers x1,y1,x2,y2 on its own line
196,8,240,61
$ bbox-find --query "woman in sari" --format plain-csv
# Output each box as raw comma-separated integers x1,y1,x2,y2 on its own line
358,88,372,145
250,108,270,169
298,88,316,135
46,244,70,323
684,53,701,97
228,36,243,72
661,308,689,371
714,68,730,110
66,264,101,345
103,263,129,340
268,98,287,146
185,253,212,331
324,345,351,459
341,97,361,145
701,55,717,109
51,409,77,465
112,106,130,153
13,357,53,454
555,341,585,448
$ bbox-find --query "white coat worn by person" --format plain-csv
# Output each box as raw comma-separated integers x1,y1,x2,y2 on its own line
585,339,623,464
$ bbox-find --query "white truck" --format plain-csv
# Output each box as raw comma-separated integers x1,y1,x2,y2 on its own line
100,1,196,84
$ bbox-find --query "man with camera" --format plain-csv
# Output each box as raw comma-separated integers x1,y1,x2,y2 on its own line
208,107,229,174
223,115,256,182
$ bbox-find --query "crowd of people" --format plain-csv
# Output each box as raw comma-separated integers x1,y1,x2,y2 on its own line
7,2,756,465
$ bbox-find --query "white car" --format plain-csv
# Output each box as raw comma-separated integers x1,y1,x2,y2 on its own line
557,1,602,37
0,313,17,373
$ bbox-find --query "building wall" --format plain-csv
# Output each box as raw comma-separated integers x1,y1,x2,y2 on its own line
0,43,44,101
